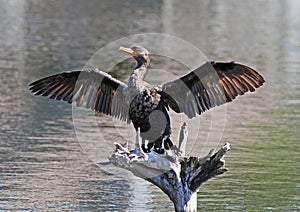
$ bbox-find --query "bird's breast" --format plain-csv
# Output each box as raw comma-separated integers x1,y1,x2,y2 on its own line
128,87,161,119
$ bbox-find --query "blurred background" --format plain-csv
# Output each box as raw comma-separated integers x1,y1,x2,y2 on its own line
0,0,299,211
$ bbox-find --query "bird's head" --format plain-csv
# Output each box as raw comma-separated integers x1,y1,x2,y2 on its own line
119,46,150,69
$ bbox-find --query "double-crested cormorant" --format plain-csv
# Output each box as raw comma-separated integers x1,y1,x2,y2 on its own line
29,46,265,152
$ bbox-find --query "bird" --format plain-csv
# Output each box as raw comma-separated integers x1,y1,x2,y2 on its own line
29,46,265,153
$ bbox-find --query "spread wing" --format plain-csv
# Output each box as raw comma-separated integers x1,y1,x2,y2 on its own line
161,61,265,118
29,68,130,123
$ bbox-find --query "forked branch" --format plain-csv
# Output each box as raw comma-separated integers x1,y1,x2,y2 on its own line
109,123,230,212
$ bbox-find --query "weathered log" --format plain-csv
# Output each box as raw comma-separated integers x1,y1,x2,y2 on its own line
109,123,230,212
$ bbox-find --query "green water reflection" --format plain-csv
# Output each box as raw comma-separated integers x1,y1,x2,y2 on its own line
0,0,299,211
200,103,299,211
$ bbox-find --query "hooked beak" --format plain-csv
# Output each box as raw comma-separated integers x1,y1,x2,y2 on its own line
119,46,138,57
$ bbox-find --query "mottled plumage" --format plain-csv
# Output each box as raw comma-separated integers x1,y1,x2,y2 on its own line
29,46,265,152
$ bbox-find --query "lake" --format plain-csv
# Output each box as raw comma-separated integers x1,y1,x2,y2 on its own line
0,0,299,211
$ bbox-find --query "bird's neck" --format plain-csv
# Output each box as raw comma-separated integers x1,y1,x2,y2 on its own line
128,66,147,88
135,58,149,70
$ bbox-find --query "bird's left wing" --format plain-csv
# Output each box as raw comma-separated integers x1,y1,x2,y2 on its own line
29,68,130,123
161,61,265,118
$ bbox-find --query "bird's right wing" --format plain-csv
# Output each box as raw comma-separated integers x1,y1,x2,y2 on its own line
29,68,130,123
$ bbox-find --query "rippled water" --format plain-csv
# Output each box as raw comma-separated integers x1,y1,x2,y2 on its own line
1,0,299,211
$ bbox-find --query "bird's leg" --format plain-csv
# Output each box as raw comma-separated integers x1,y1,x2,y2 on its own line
141,138,148,153
150,137,165,154
161,137,165,150
146,140,154,152
152,138,163,154
135,128,146,157
164,137,174,150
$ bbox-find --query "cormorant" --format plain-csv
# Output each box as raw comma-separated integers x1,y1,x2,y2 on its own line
29,46,265,153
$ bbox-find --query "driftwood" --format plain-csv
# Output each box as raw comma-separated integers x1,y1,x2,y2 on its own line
109,123,230,212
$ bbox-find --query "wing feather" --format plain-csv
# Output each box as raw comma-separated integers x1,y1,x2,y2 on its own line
161,61,265,118
29,68,130,123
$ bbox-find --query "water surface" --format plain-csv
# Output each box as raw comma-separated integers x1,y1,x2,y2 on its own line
0,0,299,211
